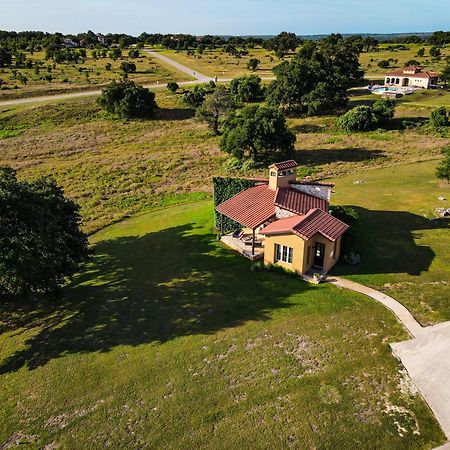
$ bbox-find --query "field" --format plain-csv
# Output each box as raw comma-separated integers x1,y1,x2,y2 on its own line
0,201,445,449
331,161,450,326
0,51,192,101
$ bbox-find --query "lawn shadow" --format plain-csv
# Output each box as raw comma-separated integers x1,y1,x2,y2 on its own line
295,147,386,166
334,207,449,277
0,224,305,374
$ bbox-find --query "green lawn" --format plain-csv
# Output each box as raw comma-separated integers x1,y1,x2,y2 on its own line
0,201,445,449
330,161,450,326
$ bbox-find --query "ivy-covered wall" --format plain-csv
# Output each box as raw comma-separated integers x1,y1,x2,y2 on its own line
213,177,256,233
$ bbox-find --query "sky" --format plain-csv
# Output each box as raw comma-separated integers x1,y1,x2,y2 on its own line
1,0,449,36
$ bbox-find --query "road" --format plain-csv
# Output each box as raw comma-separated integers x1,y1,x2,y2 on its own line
0,49,275,107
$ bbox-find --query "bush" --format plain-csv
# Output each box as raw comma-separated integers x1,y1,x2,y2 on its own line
338,106,374,132
430,107,449,128
166,82,179,93
436,147,450,182
377,60,390,68
120,61,136,74
247,58,260,71
98,80,157,119
372,99,395,123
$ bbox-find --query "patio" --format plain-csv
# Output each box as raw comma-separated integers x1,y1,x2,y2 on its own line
220,234,264,261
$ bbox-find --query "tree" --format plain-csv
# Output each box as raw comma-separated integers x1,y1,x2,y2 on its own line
338,106,374,132
417,47,425,57
266,37,363,115
128,49,140,58
405,59,421,67
0,167,89,298
247,58,260,71
182,85,209,109
372,99,395,123
229,75,263,103
430,47,441,58
167,82,179,93
196,86,236,135
0,46,12,67
98,80,157,119
220,105,296,165
377,60,390,69
436,147,450,183
440,64,450,86
430,107,449,128
265,32,301,53
109,48,122,61
120,61,137,74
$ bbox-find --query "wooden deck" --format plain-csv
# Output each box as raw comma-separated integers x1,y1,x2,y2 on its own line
220,235,264,261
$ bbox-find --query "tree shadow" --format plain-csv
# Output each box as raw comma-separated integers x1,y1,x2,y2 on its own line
334,207,449,277
295,147,386,166
155,108,195,121
290,123,326,134
0,224,305,374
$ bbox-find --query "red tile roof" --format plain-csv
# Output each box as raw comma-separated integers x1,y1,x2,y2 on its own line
290,180,335,187
385,68,438,79
260,209,348,242
270,160,298,170
216,184,276,229
275,188,328,215
293,208,349,242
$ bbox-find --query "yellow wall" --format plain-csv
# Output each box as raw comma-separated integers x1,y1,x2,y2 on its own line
264,233,342,274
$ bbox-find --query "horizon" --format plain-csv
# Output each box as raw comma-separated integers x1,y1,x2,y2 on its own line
1,0,449,36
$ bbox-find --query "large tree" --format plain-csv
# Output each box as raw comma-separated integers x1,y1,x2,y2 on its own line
229,75,264,103
0,167,89,298
196,86,236,135
266,37,363,115
220,105,296,165
98,80,157,119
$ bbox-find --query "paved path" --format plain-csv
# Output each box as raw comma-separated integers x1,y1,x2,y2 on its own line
142,49,212,82
328,276,423,338
328,276,450,443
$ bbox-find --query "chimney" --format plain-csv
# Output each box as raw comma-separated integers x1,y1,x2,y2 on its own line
268,160,298,190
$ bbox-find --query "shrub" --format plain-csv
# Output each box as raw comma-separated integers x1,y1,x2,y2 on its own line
372,99,395,123
120,61,136,74
430,107,449,128
377,60,390,68
338,106,374,132
404,59,420,67
436,147,450,182
247,58,260,71
182,85,209,109
166,82,179,93
98,80,157,119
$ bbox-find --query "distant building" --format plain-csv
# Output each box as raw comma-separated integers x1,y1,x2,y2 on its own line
63,38,79,48
97,33,106,45
385,66,438,89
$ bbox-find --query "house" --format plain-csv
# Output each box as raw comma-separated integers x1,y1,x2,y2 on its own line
96,33,106,45
215,160,349,277
384,66,439,89
63,38,79,48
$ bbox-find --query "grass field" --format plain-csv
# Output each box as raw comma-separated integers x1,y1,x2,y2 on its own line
1,87,449,233
0,201,445,449
331,161,450,326
0,51,192,100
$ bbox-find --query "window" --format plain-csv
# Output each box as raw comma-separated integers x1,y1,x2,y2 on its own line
275,243,293,264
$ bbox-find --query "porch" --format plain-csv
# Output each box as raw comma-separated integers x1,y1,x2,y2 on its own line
220,234,265,261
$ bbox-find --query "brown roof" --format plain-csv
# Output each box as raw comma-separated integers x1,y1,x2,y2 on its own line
216,184,276,229
260,209,348,242
270,160,298,170
275,188,328,215
290,180,335,187
293,208,349,242
385,68,438,79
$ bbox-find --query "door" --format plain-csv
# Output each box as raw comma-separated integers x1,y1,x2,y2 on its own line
313,243,325,268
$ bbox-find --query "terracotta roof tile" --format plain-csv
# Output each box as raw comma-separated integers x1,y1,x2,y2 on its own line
216,184,276,229
270,160,298,170
275,188,328,215
292,209,349,242
260,209,348,242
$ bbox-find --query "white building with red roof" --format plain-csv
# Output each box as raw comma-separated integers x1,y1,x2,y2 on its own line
215,160,348,277
384,66,439,89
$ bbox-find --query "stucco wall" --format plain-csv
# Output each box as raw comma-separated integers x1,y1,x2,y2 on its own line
302,234,341,273
385,76,430,89
264,234,306,273
290,183,331,202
